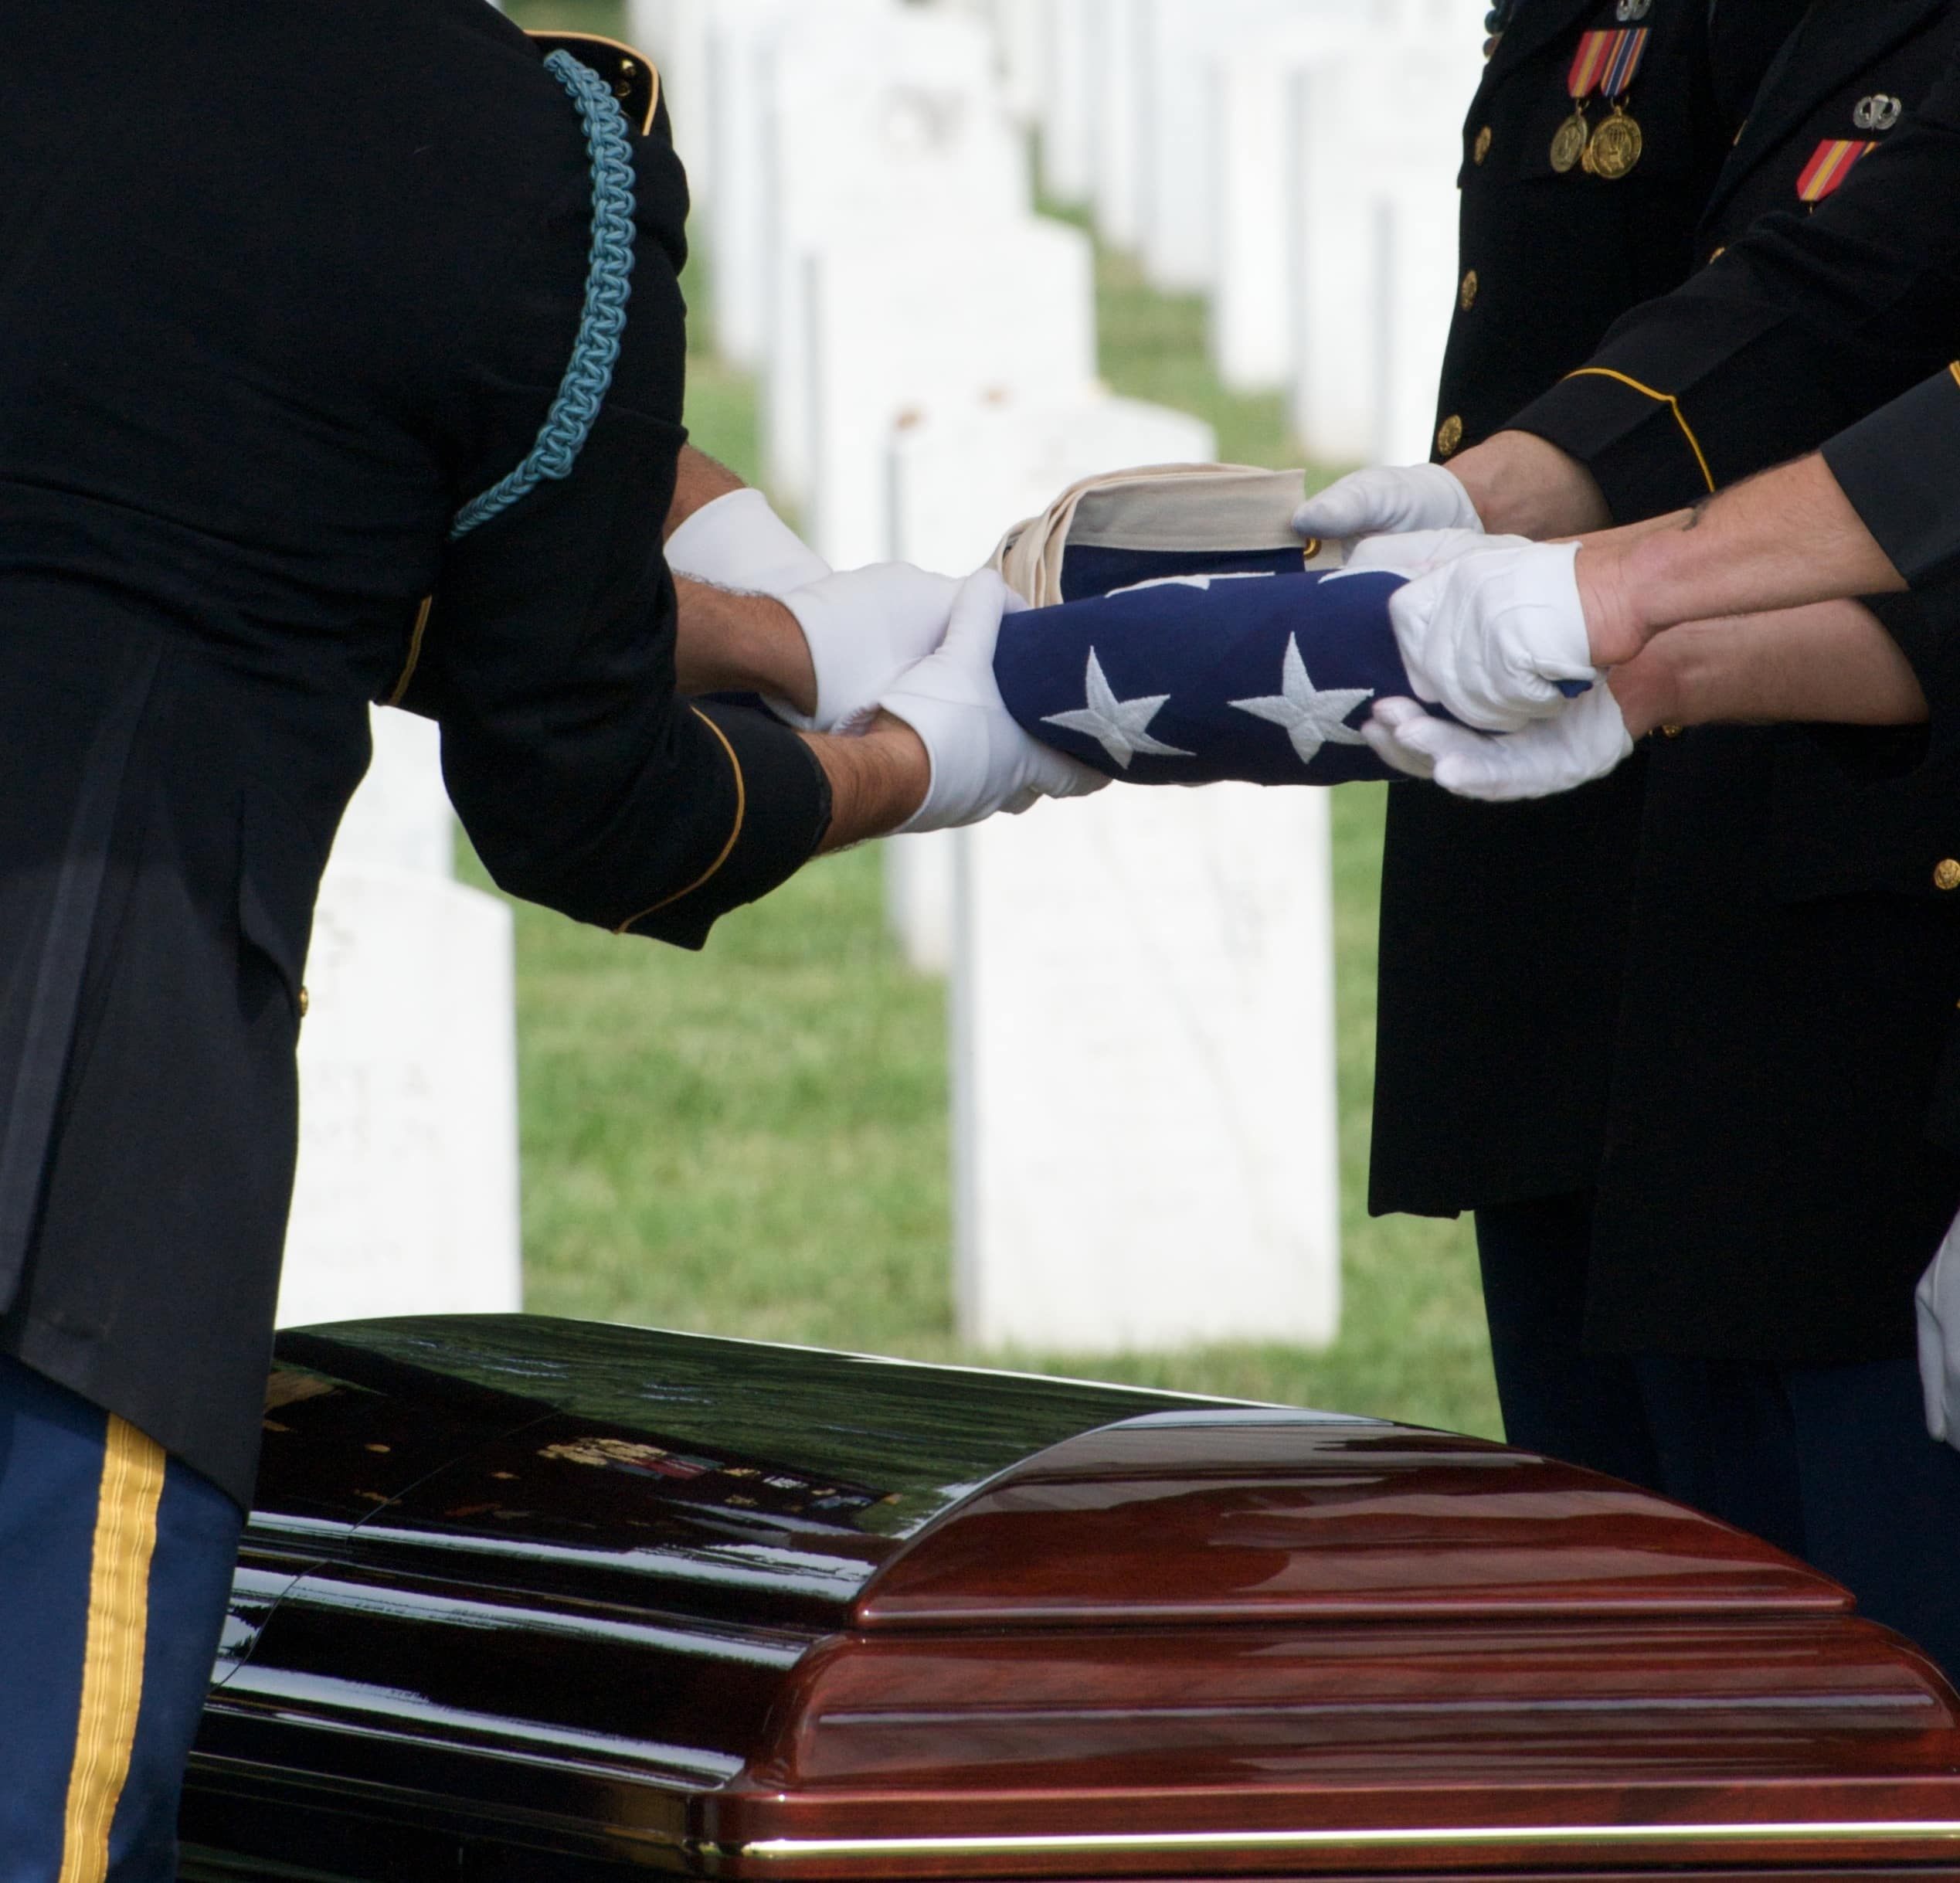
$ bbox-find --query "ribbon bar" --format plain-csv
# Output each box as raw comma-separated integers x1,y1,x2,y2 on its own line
1797,138,1876,202
1568,28,1649,100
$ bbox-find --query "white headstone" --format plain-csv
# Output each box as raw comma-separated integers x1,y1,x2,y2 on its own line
702,0,808,369
889,392,1217,578
1374,182,1464,464
1039,0,1098,206
1089,0,1148,250
883,392,1216,974
1208,37,1316,393
803,216,1097,569
1289,39,1478,464
277,708,522,1328
956,783,1341,1351
328,708,453,879
1136,0,1323,294
882,834,961,977
627,0,713,210
277,867,521,1329
761,8,1028,504
990,0,1050,124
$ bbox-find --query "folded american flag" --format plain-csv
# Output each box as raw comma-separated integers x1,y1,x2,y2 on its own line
988,465,1418,787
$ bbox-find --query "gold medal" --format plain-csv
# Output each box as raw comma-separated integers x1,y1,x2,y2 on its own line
1550,107,1590,172
1586,104,1643,179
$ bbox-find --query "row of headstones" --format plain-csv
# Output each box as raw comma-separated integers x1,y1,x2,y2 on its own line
645,0,1484,474
629,0,1345,1351
980,0,1485,460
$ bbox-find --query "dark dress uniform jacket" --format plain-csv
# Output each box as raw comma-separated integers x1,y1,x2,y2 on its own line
1494,1,1960,1365
0,1,831,1509
1371,0,1804,1219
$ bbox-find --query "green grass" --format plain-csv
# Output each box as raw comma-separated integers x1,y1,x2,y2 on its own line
493,0,1499,1437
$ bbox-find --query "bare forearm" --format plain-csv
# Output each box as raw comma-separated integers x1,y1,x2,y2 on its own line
674,578,817,716
803,713,929,850
1449,430,1614,539
1608,600,1928,738
1579,454,1907,665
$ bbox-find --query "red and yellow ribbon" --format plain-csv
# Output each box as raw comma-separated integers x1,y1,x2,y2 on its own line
1796,138,1875,202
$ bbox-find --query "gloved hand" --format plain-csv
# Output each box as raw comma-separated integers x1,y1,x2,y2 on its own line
1361,691,1633,800
1343,525,1500,580
780,563,963,734
1293,464,1483,546
1387,538,1601,732
1918,1209,1960,1448
879,569,1107,832
665,487,832,597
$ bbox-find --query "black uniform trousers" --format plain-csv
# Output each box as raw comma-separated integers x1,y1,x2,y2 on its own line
0,1355,241,1883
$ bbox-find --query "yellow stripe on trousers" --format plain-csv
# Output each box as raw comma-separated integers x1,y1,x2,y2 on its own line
59,1415,165,1883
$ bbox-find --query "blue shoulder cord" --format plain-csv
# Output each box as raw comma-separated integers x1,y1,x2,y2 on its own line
450,50,637,540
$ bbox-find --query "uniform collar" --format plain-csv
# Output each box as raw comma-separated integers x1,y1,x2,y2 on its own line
1702,0,1947,227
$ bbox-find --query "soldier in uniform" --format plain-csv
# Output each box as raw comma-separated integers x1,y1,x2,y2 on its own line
1302,4,1960,1677
1312,0,1815,1491
1297,0,1806,1489
0,6,1091,1877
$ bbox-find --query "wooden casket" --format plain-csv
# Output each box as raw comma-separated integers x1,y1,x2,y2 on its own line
180,1315,1960,1881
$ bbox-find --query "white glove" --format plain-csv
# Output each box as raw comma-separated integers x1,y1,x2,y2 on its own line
1362,692,1633,800
879,569,1108,833
1918,1210,1960,1447
1293,464,1483,545
779,563,962,734
666,487,831,597
1388,538,1601,732
1343,526,1502,580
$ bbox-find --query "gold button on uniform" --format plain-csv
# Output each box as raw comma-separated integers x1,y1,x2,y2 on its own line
1937,860,1960,893
1459,268,1479,311
297,985,310,1018
1436,414,1465,457
1473,125,1493,165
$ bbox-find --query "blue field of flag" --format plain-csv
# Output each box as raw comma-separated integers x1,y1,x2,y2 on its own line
995,565,1416,787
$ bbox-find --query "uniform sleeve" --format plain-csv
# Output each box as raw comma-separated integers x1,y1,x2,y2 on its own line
1822,365,1960,590
396,78,832,949
1506,46,1960,521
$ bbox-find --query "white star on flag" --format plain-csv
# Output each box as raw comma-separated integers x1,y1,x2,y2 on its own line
1228,634,1374,766
1042,647,1194,770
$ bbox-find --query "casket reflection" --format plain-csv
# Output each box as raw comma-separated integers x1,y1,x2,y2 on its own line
182,1316,1960,1881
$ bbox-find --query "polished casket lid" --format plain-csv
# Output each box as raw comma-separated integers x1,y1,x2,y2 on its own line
183,1317,1960,1883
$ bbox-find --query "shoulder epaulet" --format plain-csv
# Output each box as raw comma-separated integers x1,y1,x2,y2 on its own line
525,31,661,138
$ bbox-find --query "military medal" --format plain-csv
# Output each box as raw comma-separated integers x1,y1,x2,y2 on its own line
1551,107,1591,171
1588,104,1644,178
1557,29,1649,178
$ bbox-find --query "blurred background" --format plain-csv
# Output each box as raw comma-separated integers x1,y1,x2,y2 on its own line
479,0,1498,1434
